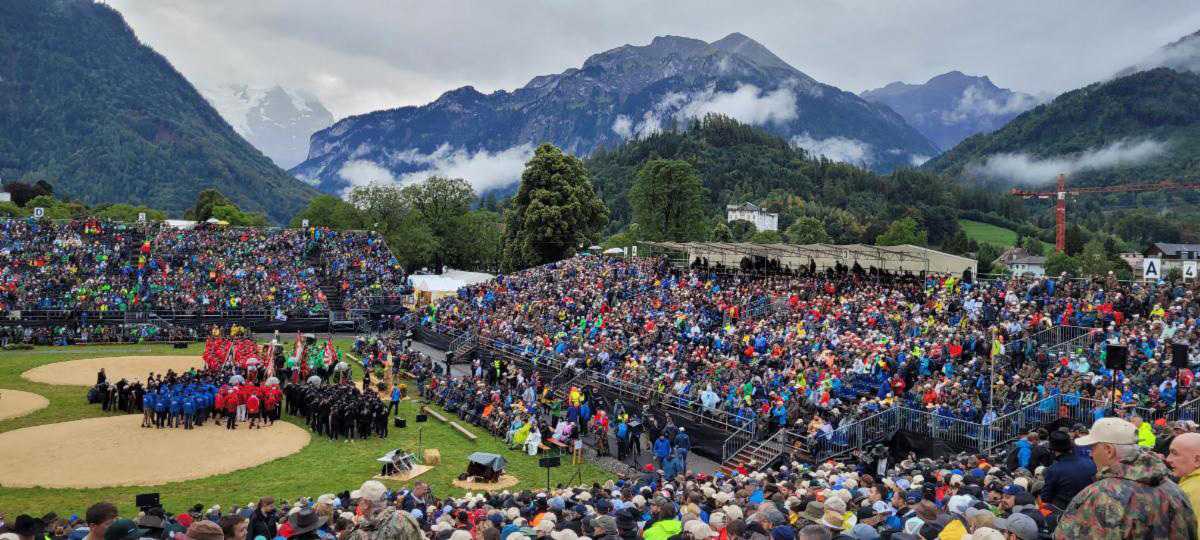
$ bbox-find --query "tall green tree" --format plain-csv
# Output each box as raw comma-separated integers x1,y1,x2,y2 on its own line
502,144,608,270
875,217,928,246
629,159,707,241
445,211,504,271
185,189,232,221
401,176,475,239
289,195,366,229
784,217,831,244
1045,251,1080,277
711,222,732,242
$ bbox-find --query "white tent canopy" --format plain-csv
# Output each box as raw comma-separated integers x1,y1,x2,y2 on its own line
642,241,976,276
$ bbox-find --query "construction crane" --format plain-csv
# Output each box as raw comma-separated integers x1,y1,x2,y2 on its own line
1009,174,1200,253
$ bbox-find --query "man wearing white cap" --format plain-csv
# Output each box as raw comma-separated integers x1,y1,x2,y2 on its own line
1054,417,1196,539
345,480,423,540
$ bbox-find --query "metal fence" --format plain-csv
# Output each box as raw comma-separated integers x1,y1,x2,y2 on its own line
809,407,901,461
721,422,757,462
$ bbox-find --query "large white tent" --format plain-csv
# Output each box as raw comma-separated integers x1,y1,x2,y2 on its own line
642,242,977,276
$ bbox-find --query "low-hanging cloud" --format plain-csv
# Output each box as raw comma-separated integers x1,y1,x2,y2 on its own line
614,84,796,140
336,143,534,196
790,133,874,165
967,139,1169,184
942,84,1040,124
677,84,798,125
337,159,396,192
393,143,535,193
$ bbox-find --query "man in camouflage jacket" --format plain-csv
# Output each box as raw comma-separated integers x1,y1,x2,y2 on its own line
1055,417,1197,539
347,480,423,540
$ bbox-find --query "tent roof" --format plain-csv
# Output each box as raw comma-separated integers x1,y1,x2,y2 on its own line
467,452,507,471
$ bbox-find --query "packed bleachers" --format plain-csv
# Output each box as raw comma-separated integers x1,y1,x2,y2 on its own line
422,255,1199,451
0,218,408,326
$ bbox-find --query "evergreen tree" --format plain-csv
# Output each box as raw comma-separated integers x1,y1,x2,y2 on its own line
502,144,608,270
876,217,928,246
629,159,707,241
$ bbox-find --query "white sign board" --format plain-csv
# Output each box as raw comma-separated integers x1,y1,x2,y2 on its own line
1184,261,1197,281
301,219,310,228
137,212,146,223
32,207,44,219
1143,258,1162,280
631,245,638,257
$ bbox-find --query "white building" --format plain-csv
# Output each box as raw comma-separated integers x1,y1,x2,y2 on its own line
1006,255,1047,276
725,202,778,232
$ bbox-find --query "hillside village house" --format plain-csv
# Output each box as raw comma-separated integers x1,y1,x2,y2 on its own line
1144,242,1200,273
993,247,1046,276
726,202,778,232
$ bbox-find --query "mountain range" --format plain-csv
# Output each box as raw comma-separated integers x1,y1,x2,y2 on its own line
291,33,940,195
0,0,317,223
861,71,1040,152
202,84,335,170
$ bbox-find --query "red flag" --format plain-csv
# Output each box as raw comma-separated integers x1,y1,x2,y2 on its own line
323,337,336,367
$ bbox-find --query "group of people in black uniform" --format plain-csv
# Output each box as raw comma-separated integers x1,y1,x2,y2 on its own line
89,369,147,413
285,381,391,440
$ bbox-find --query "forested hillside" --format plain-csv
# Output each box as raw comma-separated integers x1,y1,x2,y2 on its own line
586,115,1028,248
0,0,318,223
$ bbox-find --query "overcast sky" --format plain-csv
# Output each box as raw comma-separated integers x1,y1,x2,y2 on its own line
106,0,1200,120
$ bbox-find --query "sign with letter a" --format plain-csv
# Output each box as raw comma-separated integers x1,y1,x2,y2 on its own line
1184,261,1197,281
1143,258,1162,280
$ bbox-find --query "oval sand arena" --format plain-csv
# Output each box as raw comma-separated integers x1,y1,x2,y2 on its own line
0,389,50,421
0,415,311,488
22,355,204,386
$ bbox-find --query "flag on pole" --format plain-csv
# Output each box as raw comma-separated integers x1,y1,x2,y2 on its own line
323,337,337,367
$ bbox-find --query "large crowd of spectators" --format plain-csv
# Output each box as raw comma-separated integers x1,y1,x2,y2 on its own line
0,218,406,318
423,256,1199,441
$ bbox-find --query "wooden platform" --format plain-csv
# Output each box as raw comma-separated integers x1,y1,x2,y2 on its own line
373,463,434,482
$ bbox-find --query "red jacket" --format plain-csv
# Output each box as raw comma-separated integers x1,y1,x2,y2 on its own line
246,394,260,414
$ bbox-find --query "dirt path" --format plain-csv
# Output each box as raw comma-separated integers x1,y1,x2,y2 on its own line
0,389,50,421
0,415,311,488
22,355,204,386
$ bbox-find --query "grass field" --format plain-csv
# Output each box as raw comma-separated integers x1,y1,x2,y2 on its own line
959,219,1018,247
0,342,612,517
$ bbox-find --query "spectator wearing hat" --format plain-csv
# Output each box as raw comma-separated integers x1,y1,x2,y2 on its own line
101,519,147,540
287,509,326,540
1166,432,1200,529
345,480,422,540
993,513,1037,540
1055,417,1196,539
1040,430,1096,515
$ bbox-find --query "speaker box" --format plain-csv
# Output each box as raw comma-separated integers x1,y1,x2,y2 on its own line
394,417,406,428
1173,343,1191,368
1106,344,1128,371
539,456,561,468
173,342,187,349
135,492,161,509
416,414,428,423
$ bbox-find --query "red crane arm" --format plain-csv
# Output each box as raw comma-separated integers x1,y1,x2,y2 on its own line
1010,180,1200,198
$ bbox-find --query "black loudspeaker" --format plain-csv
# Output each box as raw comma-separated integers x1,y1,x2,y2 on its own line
1173,343,1191,368
135,493,160,510
173,342,187,349
394,417,406,428
539,456,561,468
416,414,428,423
1106,344,1128,371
